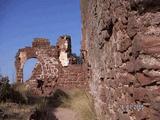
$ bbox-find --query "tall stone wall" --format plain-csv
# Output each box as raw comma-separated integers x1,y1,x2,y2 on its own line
81,0,160,119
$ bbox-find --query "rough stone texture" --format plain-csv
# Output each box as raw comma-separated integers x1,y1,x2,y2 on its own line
57,35,72,67
15,36,88,95
15,38,59,83
57,64,87,89
81,0,160,120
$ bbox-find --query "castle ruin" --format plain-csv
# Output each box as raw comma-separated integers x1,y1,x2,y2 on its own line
15,35,88,95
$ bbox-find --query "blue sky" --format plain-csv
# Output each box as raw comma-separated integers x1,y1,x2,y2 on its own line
0,0,81,82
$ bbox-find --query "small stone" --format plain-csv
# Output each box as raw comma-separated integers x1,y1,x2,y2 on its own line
143,103,151,107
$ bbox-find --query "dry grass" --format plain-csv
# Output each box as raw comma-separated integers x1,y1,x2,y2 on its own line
60,89,97,120
0,102,35,120
11,83,33,104
35,97,48,111
0,84,96,120
12,83,29,97
0,102,34,113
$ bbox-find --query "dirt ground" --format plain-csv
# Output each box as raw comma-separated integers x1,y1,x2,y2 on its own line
53,107,79,120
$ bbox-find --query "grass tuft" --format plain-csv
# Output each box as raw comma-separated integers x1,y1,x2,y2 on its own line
60,89,97,120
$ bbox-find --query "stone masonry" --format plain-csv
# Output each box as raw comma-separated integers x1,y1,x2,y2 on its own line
15,35,88,95
81,0,160,120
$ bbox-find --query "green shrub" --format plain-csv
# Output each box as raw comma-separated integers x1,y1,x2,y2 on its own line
0,76,11,102
0,76,27,104
12,83,30,103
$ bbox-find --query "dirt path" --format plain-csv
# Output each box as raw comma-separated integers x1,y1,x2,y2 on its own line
53,107,79,120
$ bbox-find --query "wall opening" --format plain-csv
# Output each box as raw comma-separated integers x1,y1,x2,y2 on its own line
23,58,38,81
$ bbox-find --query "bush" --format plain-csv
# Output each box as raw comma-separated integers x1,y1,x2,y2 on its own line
12,83,31,104
0,76,27,104
0,76,11,102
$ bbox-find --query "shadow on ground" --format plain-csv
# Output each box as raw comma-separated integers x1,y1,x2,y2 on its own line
29,89,69,120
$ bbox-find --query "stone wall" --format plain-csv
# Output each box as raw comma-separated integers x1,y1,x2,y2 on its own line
81,0,160,120
57,64,88,89
15,39,59,83
15,35,88,95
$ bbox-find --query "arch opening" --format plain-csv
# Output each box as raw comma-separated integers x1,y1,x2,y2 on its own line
23,58,40,82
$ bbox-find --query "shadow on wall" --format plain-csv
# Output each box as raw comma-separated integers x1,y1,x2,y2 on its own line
130,0,160,13
71,53,83,64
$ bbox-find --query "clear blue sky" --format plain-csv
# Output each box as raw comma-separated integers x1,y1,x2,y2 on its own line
0,0,81,82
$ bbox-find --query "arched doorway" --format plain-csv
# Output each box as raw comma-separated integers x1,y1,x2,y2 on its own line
15,39,60,83
23,58,39,81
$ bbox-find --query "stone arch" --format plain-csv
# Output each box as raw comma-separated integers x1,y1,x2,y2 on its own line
14,36,88,95
15,38,60,83
23,58,41,81
15,47,41,83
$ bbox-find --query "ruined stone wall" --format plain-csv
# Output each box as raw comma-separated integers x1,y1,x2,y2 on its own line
15,39,59,83
15,36,88,95
57,64,88,89
81,0,160,119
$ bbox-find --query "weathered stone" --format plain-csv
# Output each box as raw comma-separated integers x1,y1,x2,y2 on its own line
57,35,71,67
136,73,154,86
143,69,160,78
118,72,136,86
81,0,160,119
126,16,138,39
15,36,88,96
138,55,160,69
116,30,132,52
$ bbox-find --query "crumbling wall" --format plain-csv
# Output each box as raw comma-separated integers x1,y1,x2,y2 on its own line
15,38,59,83
15,35,88,95
81,0,160,119
57,35,72,67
